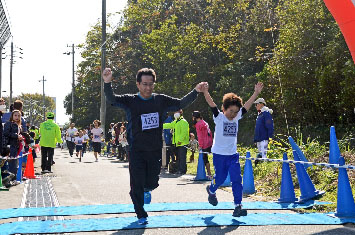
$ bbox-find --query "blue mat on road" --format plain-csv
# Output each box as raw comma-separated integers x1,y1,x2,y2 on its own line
0,212,353,235
0,201,330,219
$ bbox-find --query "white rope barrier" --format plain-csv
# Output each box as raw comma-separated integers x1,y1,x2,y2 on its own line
0,152,30,160
239,156,355,170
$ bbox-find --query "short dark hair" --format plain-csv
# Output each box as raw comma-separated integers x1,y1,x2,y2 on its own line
13,100,23,110
192,111,201,119
136,68,156,83
222,93,243,111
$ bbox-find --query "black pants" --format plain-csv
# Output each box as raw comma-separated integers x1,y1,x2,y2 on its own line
165,145,175,166
41,147,54,172
176,146,187,174
67,141,75,156
129,149,162,219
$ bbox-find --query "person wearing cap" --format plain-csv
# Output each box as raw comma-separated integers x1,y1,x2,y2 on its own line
163,109,190,175
39,112,62,173
254,98,274,166
192,110,213,178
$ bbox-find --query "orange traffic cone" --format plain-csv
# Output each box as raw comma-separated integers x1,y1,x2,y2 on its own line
23,150,38,179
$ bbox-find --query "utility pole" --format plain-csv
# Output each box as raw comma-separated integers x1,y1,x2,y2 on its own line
64,44,75,121
39,76,47,121
71,44,74,121
100,0,107,136
9,41,13,105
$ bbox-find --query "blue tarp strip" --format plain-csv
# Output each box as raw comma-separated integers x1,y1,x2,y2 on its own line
0,201,329,219
0,201,330,219
0,212,352,235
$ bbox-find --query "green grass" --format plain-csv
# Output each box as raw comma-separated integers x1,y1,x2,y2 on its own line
185,134,355,213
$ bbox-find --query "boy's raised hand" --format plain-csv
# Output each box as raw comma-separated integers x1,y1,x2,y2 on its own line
255,82,264,94
195,82,208,92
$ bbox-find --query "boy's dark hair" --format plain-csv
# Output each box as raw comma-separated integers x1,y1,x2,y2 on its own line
222,93,243,111
136,68,156,83
13,100,23,110
29,132,35,138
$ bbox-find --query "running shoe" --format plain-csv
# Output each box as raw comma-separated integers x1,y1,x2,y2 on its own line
138,217,148,225
206,185,218,206
233,204,247,217
144,191,151,204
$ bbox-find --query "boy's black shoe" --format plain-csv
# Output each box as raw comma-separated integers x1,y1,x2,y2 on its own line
206,185,218,206
233,205,247,217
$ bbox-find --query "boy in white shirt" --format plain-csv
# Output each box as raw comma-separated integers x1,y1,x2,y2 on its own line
202,81,263,217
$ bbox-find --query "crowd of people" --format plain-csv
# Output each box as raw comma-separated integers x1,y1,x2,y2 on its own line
0,66,274,227
0,99,43,188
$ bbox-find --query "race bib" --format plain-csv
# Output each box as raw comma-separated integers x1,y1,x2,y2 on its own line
94,135,100,139
141,112,159,130
78,140,82,144
223,122,237,137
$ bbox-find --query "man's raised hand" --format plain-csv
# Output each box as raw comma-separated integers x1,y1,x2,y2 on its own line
195,82,208,92
102,68,113,83
255,82,264,95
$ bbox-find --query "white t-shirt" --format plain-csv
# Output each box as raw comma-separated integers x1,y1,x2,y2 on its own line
74,136,85,146
83,134,89,143
91,128,103,142
66,128,77,141
211,108,244,155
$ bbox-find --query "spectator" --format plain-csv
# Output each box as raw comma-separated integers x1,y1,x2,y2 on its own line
192,110,213,178
163,115,174,168
2,100,27,132
254,98,274,166
163,109,190,174
3,110,24,182
188,133,198,163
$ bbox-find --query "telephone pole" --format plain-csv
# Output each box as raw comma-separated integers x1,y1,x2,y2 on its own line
64,44,75,121
39,76,47,121
100,0,107,136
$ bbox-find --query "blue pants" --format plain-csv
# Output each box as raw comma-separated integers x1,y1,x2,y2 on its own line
209,153,243,205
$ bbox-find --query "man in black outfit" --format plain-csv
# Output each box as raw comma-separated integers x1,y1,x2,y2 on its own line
103,67,206,224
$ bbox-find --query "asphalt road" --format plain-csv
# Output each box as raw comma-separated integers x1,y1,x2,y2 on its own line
1,148,354,235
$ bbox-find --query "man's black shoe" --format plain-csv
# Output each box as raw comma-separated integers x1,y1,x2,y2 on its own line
233,205,247,217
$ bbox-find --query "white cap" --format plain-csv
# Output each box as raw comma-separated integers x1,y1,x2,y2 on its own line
254,98,266,105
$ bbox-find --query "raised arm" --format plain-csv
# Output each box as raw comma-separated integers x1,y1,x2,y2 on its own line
202,83,217,108
243,82,263,111
102,68,131,108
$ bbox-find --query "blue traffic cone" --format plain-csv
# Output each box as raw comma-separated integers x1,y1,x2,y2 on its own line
293,151,324,202
289,136,310,169
335,157,355,217
278,153,298,203
221,172,231,187
243,151,256,195
329,126,341,164
16,155,23,183
194,152,208,181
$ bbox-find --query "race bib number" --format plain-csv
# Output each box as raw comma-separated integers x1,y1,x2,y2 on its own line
141,112,159,130
94,135,100,139
223,122,237,137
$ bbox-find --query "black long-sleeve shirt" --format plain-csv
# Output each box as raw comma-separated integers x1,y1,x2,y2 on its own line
104,82,198,151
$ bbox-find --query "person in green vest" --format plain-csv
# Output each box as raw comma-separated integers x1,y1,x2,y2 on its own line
39,112,62,174
163,109,189,174
30,126,40,144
